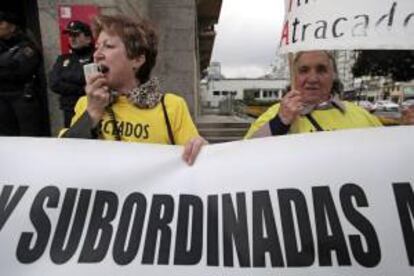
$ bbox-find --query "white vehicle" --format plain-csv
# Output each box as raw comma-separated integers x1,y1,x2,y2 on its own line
373,100,400,112
357,100,375,112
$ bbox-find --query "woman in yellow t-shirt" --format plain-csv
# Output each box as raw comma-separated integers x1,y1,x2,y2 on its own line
245,51,382,139
60,14,206,165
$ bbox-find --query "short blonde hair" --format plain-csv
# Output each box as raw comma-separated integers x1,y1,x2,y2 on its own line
92,14,158,83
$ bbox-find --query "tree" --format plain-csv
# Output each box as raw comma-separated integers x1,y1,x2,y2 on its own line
352,50,414,82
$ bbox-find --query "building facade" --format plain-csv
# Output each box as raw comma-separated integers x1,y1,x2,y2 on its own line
334,50,357,92
201,78,289,108
269,52,289,80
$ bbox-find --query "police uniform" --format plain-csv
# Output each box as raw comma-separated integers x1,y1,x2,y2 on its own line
245,99,382,138
0,29,41,136
49,20,94,127
60,93,200,145
49,45,93,127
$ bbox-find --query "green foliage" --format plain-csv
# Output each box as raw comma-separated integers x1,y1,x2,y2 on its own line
352,50,414,82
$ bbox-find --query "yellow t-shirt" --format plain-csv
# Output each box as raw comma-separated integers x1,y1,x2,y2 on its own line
245,101,382,138
62,93,199,145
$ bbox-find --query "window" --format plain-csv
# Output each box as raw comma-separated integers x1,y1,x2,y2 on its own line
222,91,229,96
213,91,220,96
243,89,260,101
262,89,279,98
231,91,237,96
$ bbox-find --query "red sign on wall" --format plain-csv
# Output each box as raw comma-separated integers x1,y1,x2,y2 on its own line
58,5,100,54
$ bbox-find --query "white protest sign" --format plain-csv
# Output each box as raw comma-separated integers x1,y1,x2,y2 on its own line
279,0,414,52
0,127,413,275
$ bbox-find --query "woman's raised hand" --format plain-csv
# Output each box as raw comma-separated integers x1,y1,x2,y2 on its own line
278,90,305,125
85,73,111,126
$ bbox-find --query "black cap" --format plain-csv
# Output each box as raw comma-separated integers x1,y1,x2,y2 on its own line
63,20,92,36
0,11,19,25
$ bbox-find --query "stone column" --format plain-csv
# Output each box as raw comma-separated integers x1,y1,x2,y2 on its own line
149,0,199,116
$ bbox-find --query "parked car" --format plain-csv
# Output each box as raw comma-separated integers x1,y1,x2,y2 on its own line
373,100,400,112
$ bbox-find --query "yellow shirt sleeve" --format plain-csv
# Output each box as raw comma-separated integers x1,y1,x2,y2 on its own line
165,94,200,145
244,103,280,139
57,96,88,137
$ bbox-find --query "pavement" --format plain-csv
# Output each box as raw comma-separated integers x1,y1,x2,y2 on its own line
196,114,253,143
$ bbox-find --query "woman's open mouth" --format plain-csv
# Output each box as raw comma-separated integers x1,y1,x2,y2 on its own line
98,64,110,74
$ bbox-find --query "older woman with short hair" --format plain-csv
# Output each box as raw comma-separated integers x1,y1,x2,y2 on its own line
61,14,206,165
245,50,383,138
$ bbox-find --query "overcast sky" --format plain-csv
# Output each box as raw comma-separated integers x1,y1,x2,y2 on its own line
211,0,286,78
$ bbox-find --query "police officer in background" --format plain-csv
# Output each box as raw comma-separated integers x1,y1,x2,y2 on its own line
0,11,42,136
49,20,94,127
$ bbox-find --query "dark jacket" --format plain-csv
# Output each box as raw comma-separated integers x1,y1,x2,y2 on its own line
0,30,40,97
49,45,93,110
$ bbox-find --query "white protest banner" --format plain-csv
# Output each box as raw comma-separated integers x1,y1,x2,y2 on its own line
0,127,413,275
279,0,414,53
